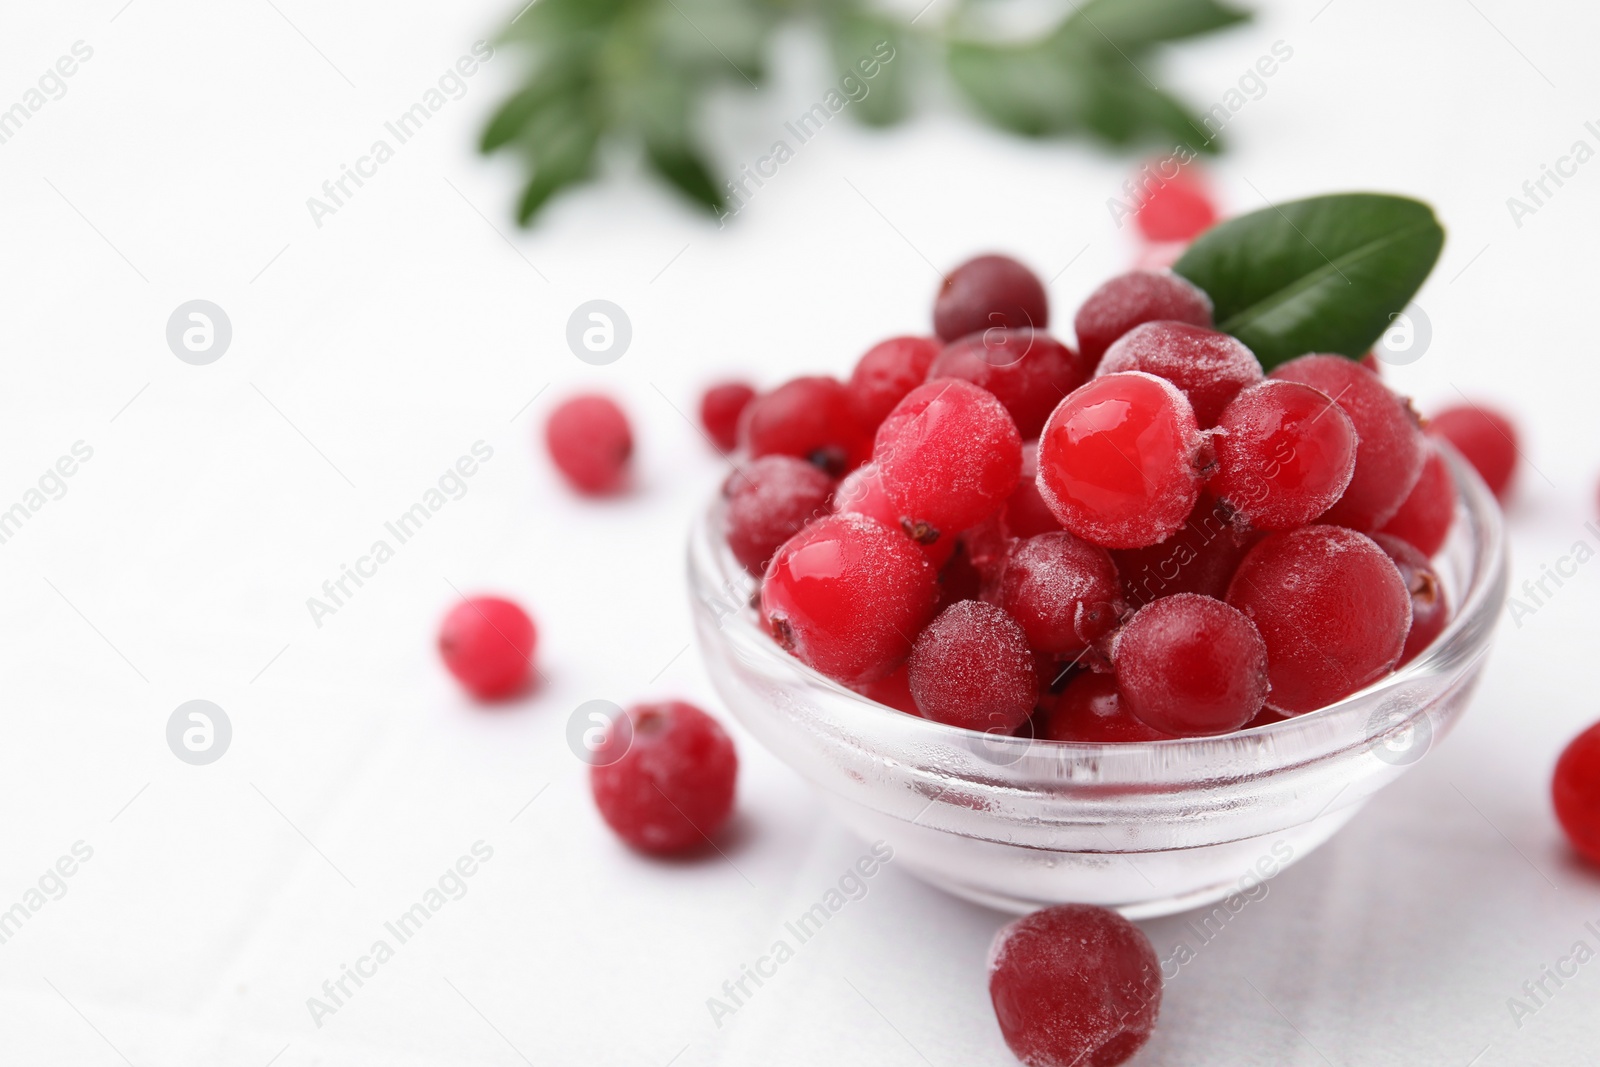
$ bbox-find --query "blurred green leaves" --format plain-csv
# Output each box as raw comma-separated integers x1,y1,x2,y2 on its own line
481,0,1249,224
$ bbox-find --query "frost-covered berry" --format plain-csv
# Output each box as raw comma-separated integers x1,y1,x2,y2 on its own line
999,532,1125,656
1094,321,1262,427
590,702,737,854
934,254,1049,341
928,329,1091,438
1377,444,1457,558
1037,671,1171,743
1113,593,1269,736
1073,269,1213,365
908,600,1036,733
700,381,756,452
1429,403,1519,501
742,376,870,476
546,394,633,494
847,336,943,430
723,456,834,576
1211,380,1358,530
438,596,537,700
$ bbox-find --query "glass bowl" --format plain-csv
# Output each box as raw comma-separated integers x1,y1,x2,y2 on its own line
688,452,1507,918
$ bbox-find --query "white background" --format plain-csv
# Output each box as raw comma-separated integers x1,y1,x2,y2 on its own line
1,0,1598,1063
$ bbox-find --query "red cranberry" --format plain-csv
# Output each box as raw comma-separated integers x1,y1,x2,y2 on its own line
1429,403,1519,501
1371,533,1450,666
742,376,870,476
853,662,919,716
1037,672,1171,743
936,541,986,611
1110,492,1254,608
999,532,1125,656
1004,442,1063,539
761,514,939,685
928,329,1091,438
545,394,632,494
1377,444,1457,558
438,596,537,700
1134,166,1216,243
1227,526,1411,714
1211,380,1358,529
847,336,942,429
1554,722,1600,866
1094,321,1262,427
834,463,955,568
875,378,1022,541
590,701,737,854
699,381,756,452
1073,269,1213,365
1270,354,1425,530
1113,593,1269,736
908,600,1036,733
1036,371,1205,549
989,904,1162,1067
723,456,834,577
934,254,1049,341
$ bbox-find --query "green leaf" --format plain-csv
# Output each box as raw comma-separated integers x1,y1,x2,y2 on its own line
1060,0,1251,49
514,102,600,223
646,143,725,213
829,13,907,127
947,38,1095,136
1173,193,1445,369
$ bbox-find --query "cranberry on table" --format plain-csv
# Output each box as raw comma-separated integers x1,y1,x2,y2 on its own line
908,600,1037,733
590,702,737,854
847,336,942,429
1377,443,1457,558
723,456,834,577
1429,403,1519,501
1211,380,1358,530
999,531,1126,656
1371,533,1450,666
1270,354,1425,530
1073,269,1213,365
761,513,939,686
1094,320,1262,427
934,254,1050,342
699,381,756,452
1114,593,1269,736
875,378,1022,541
1227,526,1411,715
1037,671,1171,743
1134,167,1217,243
928,329,1090,438
1111,492,1254,608
834,463,955,567
989,903,1162,1067
438,596,537,700
742,376,870,477
1036,371,1205,549
545,394,632,495
1554,722,1600,866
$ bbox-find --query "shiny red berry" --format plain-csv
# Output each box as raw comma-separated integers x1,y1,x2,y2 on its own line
545,394,632,495
1037,671,1171,743
761,513,939,685
1094,320,1261,427
742,376,870,477
1036,371,1205,549
1113,593,1269,736
1377,444,1457,558
590,702,737,854
723,456,834,576
1073,269,1213,365
847,335,943,429
934,254,1049,341
908,600,1036,733
1003,442,1063,539
833,463,954,567
1211,380,1358,529
999,531,1125,656
1554,722,1600,867
1371,533,1450,666
989,903,1162,1067
928,329,1091,438
1227,526,1411,714
699,381,756,452
1429,403,1518,501
438,596,537,700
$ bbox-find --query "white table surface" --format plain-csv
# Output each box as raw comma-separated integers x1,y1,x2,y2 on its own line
2,0,1598,1063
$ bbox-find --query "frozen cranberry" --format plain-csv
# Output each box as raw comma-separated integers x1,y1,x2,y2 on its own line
438,596,537,700
1378,444,1457,558
1211,380,1358,530
1554,722,1600,866
723,456,834,576
761,514,939,685
854,662,919,716
1004,443,1063,539
1037,672,1171,743
1227,527,1411,715
1073,269,1213,365
875,378,1022,541
834,463,955,567
928,330,1091,438
1111,492,1254,608
847,336,942,429
1036,371,1205,549
989,904,1162,1067
699,381,756,452
590,702,737,854
1371,533,1450,666
1000,532,1125,655
742,376,869,477
934,254,1049,341
908,600,1036,733
961,513,1014,591
545,394,632,495
1114,593,1269,736
1270,355,1425,530
1094,321,1261,427
1429,403,1518,501
1134,166,1217,243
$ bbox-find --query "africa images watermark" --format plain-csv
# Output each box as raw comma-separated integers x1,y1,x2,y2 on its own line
0,841,95,948
716,40,897,226
1505,917,1600,1030
1506,118,1600,229
0,441,95,548
1502,520,1600,629
1160,840,1293,979
0,41,95,148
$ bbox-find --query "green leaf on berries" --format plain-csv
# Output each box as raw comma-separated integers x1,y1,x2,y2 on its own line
1173,193,1445,369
